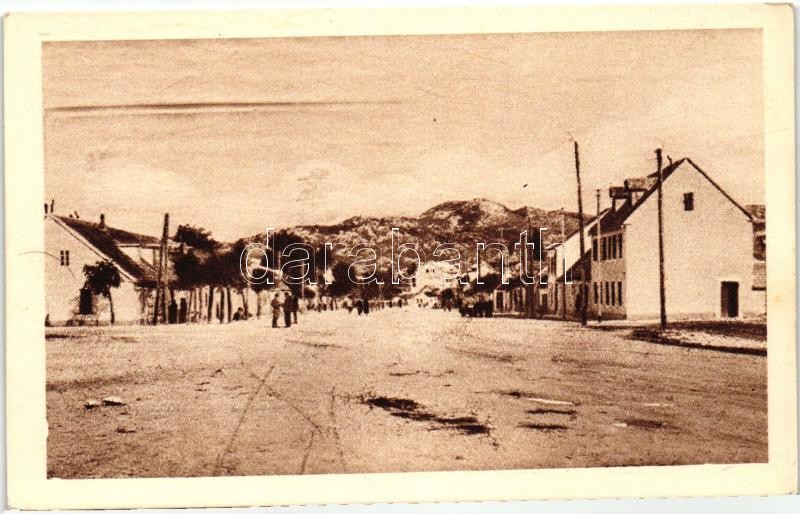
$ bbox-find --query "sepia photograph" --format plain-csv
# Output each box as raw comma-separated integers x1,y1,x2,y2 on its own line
3,3,796,509
41,27,771,477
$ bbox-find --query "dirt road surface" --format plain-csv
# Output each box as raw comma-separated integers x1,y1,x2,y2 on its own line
46,308,767,478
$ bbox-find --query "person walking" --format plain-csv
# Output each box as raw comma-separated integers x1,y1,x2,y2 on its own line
178,298,188,323
168,299,178,324
291,294,299,324
271,293,282,328
283,291,293,328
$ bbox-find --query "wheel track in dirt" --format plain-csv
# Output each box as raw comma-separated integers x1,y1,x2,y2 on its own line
213,364,275,475
215,340,349,475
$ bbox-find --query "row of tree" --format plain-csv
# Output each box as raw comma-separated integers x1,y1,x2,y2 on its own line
80,224,445,325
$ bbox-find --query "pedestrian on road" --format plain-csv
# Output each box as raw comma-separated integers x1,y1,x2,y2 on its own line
178,298,188,323
291,294,299,324
168,299,178,324
233,307,244,321
271,293,282,328
283,291,293,328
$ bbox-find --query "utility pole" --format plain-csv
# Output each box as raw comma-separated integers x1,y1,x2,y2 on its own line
525,211,535,319
596,189,603,323
574,141,588,326
152,213,169,325
560,207,567,320
656,148,667,330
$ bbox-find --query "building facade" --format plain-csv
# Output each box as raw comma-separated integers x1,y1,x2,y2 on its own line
45,213,165,325
587,158,758,320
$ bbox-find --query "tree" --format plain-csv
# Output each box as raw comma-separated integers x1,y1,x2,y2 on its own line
172,225,219,323
173,249,202,287
471,272,502,294
173,224,218,251
83,260,122,324
327,261,355,297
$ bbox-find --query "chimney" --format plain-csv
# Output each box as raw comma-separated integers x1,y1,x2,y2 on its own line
44,203,49,215
50,199,54,213
99,213,106,229
608,186,628,211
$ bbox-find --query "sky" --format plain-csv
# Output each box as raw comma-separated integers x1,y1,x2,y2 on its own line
43,29,763,240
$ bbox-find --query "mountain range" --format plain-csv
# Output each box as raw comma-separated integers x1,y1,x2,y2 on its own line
247,198,588,265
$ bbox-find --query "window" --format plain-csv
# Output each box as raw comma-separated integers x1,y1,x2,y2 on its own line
617,282,623,306
605,282,610,305
618,234,623,259
593,282,598,304
611,235,617,259
59,250,70,266
602,238,607,260
683,192,694,211
610,281,616,306
592,239,598,261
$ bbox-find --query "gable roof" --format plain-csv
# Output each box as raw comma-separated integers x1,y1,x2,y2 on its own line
547,210,606,250
51,215,173,286
556,250,592,283
589,158,752,235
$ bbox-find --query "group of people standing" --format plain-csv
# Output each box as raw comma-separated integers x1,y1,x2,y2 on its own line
342,296,406,315
270,291,299,328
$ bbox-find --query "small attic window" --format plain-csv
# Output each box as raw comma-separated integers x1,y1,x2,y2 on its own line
683,192,694,211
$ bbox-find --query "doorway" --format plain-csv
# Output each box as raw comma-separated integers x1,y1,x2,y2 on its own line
720,281,739,318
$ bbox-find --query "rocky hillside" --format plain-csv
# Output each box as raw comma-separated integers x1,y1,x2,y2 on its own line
248,198,587,266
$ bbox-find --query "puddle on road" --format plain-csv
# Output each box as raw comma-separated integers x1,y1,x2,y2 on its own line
361,395,490,435
527,408,577,416
518,423,568,431
493,390,575,406
616,418,670,429
446,346,521,364
286,338,343,350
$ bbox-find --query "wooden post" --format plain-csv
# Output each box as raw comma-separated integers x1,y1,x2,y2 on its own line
152,213,169,325
560,208,567,320
596,189,603,323
656,148,667,330
524,212,535,318
574,142,588,326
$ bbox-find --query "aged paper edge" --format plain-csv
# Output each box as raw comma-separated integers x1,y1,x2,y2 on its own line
3,4,797,509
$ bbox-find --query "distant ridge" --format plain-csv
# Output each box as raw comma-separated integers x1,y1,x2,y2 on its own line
246,199,588,265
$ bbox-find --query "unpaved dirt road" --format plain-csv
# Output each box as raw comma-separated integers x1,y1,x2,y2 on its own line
46,308,767,478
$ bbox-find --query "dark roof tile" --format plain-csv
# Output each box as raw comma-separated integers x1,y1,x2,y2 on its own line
55,216,174,286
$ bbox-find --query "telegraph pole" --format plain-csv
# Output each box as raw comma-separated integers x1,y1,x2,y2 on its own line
525,211,536,318
152,213,169,325
596,189,603,323
560,207,567,320
574,141,588,326
656,149,667,329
